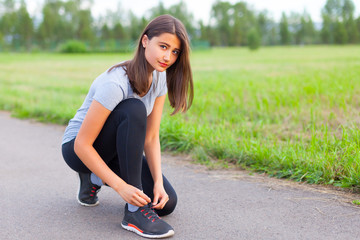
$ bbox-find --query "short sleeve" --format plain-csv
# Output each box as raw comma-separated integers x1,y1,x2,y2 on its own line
93,81,124,111
158,72,168,97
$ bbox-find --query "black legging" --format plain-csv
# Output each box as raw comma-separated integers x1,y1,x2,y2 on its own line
62,98,177,216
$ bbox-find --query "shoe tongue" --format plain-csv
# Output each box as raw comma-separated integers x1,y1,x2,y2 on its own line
146,203,155,211
144,204,159,219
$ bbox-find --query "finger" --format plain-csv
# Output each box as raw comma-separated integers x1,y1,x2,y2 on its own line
162,197,169,208
153,194,159,206
154,196,169,209
134,194,149,206
130,198,143,207
153,204,162,209
153,202,165,209
137,191,151,203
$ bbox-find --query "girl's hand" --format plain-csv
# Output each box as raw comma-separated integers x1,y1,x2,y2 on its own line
152,183,169,209
117,184,151,207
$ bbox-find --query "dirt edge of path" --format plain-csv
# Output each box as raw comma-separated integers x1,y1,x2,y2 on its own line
162,152,360,208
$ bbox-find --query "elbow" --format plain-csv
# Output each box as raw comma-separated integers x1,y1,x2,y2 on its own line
74,137,86,156
144,135,159,149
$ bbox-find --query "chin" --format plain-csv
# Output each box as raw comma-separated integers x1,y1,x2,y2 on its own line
155,66,167,72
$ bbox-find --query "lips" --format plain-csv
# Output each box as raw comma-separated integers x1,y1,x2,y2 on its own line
159,62,168,67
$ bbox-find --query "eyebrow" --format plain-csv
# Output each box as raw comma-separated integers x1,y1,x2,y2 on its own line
159,41,181,51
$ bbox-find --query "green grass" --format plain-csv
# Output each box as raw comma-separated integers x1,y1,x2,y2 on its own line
1,46,360,190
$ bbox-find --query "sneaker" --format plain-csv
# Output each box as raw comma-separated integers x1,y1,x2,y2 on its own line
77,172,101,207
121,203,174,238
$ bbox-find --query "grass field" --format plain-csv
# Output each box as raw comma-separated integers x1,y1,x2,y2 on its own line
1,46,360,190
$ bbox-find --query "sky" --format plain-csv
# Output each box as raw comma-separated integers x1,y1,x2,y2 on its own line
26,0,360,23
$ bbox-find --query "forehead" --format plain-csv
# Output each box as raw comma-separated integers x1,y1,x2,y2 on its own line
152,33,181,49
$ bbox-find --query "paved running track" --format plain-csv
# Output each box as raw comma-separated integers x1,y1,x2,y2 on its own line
1,111,360,240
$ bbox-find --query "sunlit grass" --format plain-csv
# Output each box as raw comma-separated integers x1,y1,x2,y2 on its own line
1,46,360,190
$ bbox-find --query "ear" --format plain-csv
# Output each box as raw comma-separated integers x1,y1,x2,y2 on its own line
142,34,149,48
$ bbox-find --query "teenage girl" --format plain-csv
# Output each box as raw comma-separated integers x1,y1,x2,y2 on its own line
61,14,193,238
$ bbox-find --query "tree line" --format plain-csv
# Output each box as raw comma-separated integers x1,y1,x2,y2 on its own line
0,0,359,52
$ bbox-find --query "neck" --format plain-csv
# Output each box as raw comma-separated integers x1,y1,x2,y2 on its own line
147,63,154,83
138,71,153,97
147,62,154,77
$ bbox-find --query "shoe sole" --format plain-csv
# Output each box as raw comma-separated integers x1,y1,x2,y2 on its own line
77,174,100,207
76,197,99,207
121,222,174,239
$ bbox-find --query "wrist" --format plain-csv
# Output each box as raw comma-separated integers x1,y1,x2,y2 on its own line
154,178,163,186
110,179,127,193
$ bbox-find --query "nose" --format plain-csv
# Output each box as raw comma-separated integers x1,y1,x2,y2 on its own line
163,50,171,62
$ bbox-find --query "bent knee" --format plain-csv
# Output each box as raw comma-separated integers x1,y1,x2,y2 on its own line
113,98,147,125
157,192,177,217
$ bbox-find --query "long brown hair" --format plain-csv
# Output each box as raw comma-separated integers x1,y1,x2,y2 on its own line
109,14,193,115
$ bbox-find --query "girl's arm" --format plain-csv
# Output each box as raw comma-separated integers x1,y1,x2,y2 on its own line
144,94,168,209
74,99,151,207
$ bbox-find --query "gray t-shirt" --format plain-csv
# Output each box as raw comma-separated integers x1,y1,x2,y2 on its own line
62,65,167,144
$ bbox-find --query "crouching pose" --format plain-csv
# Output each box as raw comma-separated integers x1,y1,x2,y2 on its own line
61,14,193,238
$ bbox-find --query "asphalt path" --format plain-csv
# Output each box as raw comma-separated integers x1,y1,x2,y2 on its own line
1,111,360,240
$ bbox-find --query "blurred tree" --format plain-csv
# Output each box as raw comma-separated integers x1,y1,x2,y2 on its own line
37,0,70,48
1,0,359,51
324,0,342,20
113,22,127,41
257,11,267,38
256,11,279,45
101,23,112,40
76,9,94,42
288,12,300,44
357,16,360,40
62,0,79,37
64,0,95,42
210,1,232,46
0,0,15,13
280,12,290,45
267,26,279,45
37,0,95,49
148,1,195,38
0,0,16,47
302,13,317,44
342,0,359,43
341,0,354,20
198,20,220,46
293,10,317,45
197,20,208,41
128,11,147,42
149,1,167,18
321,0,342,44
334,20,348,44
231,1,255,46
297,15,307,44
15,0,34,50
96,3,129,42
247,27,260,50
344,16,359,43
321,13,332,43
168,1,196,38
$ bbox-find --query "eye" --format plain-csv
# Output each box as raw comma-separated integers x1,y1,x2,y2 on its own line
173,50,180,55
160,45,167,49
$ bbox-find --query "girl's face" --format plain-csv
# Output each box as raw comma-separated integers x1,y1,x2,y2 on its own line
142,33,181,73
